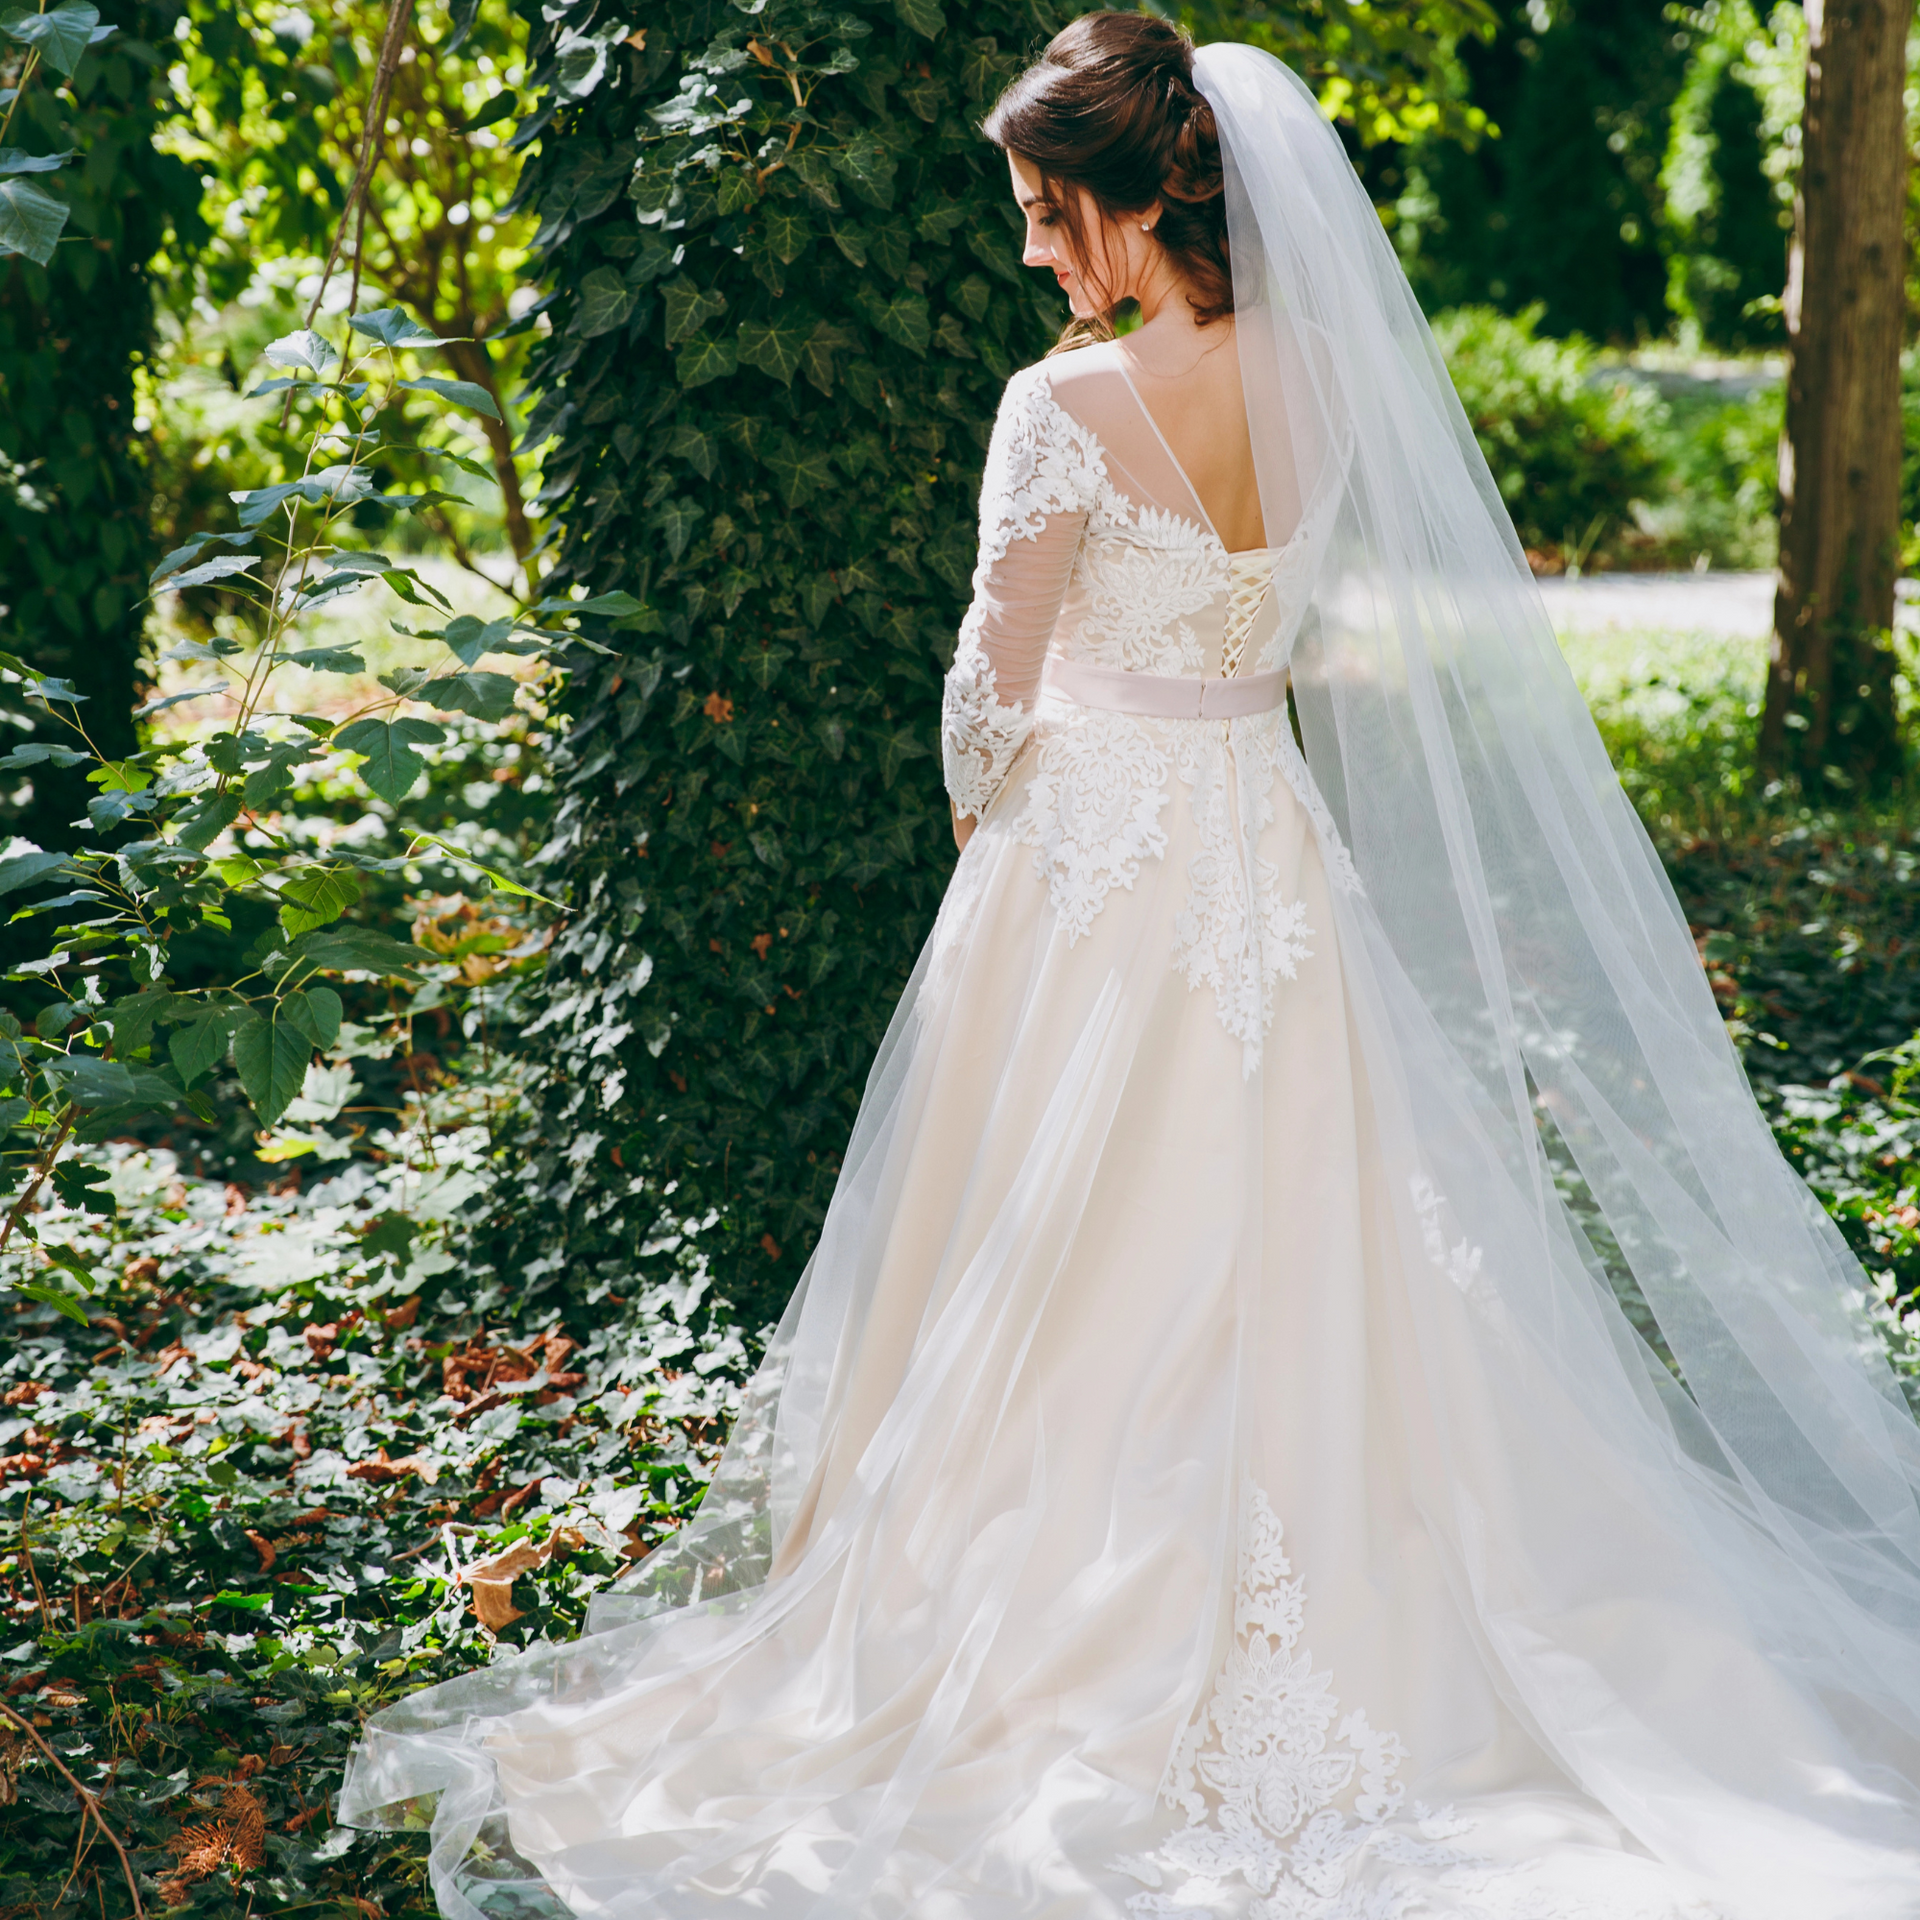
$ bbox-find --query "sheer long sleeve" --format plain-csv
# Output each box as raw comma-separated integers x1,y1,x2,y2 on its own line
941,366,1099,819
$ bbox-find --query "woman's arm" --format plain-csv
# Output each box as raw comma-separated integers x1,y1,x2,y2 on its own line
941,369,1095,835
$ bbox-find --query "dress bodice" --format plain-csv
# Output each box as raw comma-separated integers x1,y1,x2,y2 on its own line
938,359,1357,1073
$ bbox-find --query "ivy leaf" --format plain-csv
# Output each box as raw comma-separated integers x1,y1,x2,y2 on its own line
871,290,930,354
737,313,815,386
231,1008,311,1126
660,276,727,346
654,499,703,560
893,0,944,35
761,437,836,508
572,266,637,339
276,865,364,938
0,175,66,265
442,0,481,55
761,205,810,265
833,131,897,209
397,376,502,420
0,2,101,76
677,332,738,390
334,718,445,805
350,307,451,348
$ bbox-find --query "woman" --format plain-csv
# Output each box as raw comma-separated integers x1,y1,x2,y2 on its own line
343,18,1920,1917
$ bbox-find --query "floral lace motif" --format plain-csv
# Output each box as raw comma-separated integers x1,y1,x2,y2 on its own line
1017,711,1171,945
941,368,1105,820
1114,1477,1466,1918
1172,717,1313,1077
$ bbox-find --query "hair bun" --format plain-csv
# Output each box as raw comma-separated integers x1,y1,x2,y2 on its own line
1163,97,1222,205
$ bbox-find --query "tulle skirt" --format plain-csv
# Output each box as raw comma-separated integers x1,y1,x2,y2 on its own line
340,739,1920,1920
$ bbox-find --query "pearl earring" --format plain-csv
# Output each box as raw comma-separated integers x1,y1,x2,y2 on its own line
1141,223,1152,234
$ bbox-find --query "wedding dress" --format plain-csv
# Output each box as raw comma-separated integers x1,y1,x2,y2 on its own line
340,44,1920,1920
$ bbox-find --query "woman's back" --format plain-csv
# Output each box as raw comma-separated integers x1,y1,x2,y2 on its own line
1045,326,1272,553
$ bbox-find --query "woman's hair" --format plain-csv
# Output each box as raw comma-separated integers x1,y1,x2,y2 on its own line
981,12,1231,348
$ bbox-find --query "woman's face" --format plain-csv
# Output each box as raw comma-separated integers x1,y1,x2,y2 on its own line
1007,152,1155,321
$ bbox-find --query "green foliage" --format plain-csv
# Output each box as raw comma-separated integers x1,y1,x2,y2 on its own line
489,0,1070,1334
1432,304,1663,561
0,0,205,850
0,1073,741,1920
0,316,600,1300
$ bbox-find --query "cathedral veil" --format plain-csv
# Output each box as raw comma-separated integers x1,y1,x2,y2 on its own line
1196,40,1920,1907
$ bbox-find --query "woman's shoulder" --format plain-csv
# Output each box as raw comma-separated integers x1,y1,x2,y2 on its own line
997,345,1128,440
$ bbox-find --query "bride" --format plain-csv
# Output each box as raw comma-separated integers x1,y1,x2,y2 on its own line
342,16,1920,1917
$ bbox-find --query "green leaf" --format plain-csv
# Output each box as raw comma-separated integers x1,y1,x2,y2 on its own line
414,670,517,723
461,86,516,131
333,717,444,805
0,742,86,771
761,205,810,265
383,568,455,611
737,313,814,386
0,175,66,265
439,613,514,667
397,376,503,420
834,130,897,208
350,307,450,348
762,438,837,508
677,332,739,390
280,986,342,1051
262,328,338,375
0,146,69,175
169,1006,238,1087
893,0,943,35
107,987,188,1058
871,289,930,354
406,830,562,906
50,1161,113,1217
286,645,367,674
288,926,424,980
0,849,69,896
159,554,259,593
173,792,240,853
15,1281,87,1323
41,1056,176,1110
276,865,364,938
573,266,637,339
661,276,727,347
231,1007,311,1125
1,2,99,76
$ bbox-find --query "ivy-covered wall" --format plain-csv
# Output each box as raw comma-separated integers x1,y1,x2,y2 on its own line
0,0,202,849
497,0,1066,1331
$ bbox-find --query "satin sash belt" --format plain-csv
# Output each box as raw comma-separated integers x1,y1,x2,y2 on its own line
1040,656,1289,721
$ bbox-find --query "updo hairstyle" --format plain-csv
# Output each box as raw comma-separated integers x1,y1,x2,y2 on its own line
981,12,1231,345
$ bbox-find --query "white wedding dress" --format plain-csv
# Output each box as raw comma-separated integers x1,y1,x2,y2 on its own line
341,45,1920,1920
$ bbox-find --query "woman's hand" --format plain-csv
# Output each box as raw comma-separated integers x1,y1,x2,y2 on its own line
952,804,977,853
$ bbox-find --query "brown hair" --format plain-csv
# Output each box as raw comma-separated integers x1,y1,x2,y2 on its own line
981,12,1231,348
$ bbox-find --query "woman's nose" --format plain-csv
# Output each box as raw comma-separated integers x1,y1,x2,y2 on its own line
1022,232,1052,267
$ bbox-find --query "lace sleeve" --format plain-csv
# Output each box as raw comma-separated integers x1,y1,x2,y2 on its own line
942,366,1101,819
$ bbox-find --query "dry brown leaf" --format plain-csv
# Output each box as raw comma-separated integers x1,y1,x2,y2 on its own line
244,1529,276,1573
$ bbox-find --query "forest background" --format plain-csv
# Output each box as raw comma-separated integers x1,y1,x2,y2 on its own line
0,0,1916,1917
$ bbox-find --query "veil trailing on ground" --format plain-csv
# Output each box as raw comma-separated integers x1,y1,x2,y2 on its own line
1195,40,1920,1906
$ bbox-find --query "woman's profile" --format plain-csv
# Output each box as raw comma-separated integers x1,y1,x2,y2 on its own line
342,17,1920,1916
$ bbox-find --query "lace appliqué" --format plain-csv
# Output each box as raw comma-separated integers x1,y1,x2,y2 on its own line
1171,719,1313,1077
943,615,1037,822
941,367,1104,820
1017,711,1170,944
1115,1478,1473,1918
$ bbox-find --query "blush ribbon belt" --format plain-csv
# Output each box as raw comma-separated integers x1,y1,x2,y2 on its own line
1039,656,1289,721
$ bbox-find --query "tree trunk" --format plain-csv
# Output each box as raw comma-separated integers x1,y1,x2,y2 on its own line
1761,0,1912,789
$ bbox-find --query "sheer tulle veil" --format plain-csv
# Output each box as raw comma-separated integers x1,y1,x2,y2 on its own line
1195,39,1920,1906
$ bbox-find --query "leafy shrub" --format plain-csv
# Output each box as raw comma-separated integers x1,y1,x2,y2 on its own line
1433,303,1665,565
490,0,1067,1336
1631,378,1781,570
